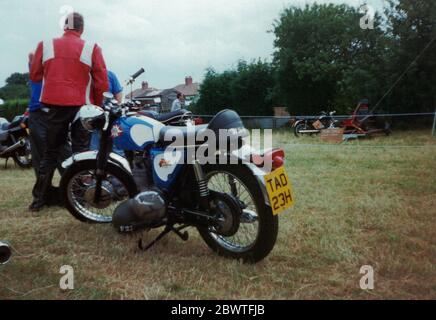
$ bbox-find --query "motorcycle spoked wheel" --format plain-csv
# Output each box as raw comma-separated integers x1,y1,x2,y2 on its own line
60,160,138,223
198,164,278,263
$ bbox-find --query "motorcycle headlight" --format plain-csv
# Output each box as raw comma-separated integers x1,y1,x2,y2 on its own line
79,105,106,132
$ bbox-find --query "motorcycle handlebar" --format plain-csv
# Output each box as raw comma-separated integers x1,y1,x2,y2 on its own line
127,68,145,85
0,241,11,265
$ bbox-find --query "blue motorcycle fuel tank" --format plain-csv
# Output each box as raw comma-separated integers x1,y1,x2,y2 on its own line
112,115,165,151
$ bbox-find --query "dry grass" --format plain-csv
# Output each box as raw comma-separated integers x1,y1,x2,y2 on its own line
0,130,435,300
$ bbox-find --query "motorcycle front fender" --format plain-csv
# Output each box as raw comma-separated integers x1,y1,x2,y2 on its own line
61,151,132,174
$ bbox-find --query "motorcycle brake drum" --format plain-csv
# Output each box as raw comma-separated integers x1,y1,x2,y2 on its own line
211,193,241,237
84,184,113,209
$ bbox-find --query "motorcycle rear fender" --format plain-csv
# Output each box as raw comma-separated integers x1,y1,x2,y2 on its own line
293,119,306,128
244,162,271,206
61,151,132,174
228,145,271,206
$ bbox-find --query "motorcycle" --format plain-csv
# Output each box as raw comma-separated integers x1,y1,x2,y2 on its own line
293,111,337,137
341,100,391,137
60,69,292,263
0,101,32,168
0,241,12,265
124,98,203,127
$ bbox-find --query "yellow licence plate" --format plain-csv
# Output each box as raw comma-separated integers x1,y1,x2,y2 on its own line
264,167,294,215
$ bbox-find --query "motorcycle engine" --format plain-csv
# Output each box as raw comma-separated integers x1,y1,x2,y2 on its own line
113,190,167,233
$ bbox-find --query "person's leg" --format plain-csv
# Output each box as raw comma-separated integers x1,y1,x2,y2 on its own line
30,107,79,211
28,110,45,178
28,110,52,201
56,139,72,176
46,140,73,208
71,120,91,154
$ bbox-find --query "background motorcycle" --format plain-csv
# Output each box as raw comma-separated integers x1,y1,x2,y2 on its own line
0,100,32,168
60,70,286,263
293,111,337,137
341,100,391,136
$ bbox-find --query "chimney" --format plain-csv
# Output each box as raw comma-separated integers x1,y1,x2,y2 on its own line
185,76,193,86
141,81,149,90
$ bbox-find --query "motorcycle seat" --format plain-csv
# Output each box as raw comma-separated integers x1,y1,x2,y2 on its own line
139,109,192,124
158,124,208,146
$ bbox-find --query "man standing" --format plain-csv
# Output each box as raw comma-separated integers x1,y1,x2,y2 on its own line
27,53,71,207
171,93,184,112
29,12,108,212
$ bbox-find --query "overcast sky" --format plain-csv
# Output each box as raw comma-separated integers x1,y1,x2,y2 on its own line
0,0,386,90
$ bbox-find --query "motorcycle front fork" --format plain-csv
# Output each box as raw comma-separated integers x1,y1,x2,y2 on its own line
94,128,112,203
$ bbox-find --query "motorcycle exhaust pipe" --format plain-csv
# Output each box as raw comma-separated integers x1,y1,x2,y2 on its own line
0,139,25,156
297,130,321,134
0,241,12,265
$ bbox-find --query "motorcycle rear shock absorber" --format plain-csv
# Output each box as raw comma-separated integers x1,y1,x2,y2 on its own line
192,160,210,211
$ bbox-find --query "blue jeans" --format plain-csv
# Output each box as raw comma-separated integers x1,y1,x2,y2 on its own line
90,132,125,157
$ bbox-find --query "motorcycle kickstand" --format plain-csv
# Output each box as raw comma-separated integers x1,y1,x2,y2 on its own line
138,225,190,251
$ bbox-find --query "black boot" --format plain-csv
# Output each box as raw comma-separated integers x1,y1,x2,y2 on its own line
29,171,55,212
46,186,64,207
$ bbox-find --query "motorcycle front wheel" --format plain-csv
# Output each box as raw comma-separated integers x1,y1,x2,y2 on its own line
60,160,138,223
198,164,278,263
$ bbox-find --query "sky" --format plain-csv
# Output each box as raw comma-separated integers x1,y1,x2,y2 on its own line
0,0,387,91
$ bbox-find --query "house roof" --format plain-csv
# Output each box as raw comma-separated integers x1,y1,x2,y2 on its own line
126,79,200,99
126,87,159,100
173,82,200,97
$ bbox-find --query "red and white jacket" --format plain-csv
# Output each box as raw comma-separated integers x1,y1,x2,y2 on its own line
30,30,109,107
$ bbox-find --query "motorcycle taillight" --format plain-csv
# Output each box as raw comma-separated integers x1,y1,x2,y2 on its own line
271,148,285,170
251,148,285,170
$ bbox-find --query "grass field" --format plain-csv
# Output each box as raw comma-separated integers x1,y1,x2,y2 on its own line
0,130,435,300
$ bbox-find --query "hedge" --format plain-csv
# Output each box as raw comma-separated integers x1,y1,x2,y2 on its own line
0,99,29,121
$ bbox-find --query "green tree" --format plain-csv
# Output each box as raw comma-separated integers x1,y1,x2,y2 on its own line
5,73,29,86
0,72,30,100
384,0,436,113
193,68,237,115
272,3,390,115
194,60,275,116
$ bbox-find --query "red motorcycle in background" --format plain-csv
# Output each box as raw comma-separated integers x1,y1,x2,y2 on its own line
340,99,391,136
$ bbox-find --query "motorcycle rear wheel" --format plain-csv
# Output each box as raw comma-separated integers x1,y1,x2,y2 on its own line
294,122,309,138
198,164,278,263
